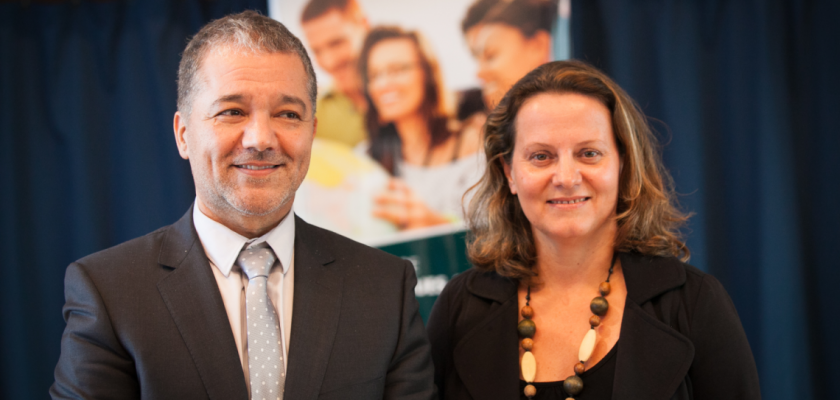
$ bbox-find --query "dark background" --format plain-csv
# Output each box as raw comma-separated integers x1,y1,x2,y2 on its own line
1,0,838,399
0,1,264,398
572,1,839,399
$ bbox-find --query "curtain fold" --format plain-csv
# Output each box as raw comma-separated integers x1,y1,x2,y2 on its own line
0,1,267,398
572,1,840,399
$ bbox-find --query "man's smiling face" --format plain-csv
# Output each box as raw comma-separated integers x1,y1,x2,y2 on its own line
174,46,315,236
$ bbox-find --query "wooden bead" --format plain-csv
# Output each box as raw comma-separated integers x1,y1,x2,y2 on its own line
518,319,537,338
578,328,597,362
564,375,584,395
574,362,586,375
521,305,534,319
589,315,601,328
521,351,537,382
521,338,534,351
590,296,609,316
599,281,611,296
523,384,537,398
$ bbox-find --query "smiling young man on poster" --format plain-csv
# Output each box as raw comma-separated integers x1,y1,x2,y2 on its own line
300,0,370,147
50,11,434,400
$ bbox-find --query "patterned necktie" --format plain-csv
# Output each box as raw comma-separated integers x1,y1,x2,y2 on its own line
237,242,284,400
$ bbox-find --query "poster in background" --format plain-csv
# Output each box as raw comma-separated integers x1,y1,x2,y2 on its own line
270,0,569,319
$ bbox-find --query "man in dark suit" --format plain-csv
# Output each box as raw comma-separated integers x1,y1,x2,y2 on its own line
50,11,435,400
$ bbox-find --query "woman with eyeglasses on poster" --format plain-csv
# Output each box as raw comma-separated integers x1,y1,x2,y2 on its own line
358,26,485,230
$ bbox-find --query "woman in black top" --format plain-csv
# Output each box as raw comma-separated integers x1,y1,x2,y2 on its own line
426,60,761,399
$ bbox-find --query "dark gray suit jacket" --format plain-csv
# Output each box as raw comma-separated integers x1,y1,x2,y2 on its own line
51,207,435,400
427,252,761,400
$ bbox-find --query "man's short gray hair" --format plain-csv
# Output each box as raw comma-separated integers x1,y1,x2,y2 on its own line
177,10,317,117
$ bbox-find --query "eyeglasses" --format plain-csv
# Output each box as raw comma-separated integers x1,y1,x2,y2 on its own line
367,63,419,84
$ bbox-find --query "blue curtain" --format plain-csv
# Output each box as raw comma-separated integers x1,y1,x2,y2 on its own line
571,1,839,399
0,1,266,398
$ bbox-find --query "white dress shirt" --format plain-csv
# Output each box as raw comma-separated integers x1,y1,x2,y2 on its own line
192,203,295,387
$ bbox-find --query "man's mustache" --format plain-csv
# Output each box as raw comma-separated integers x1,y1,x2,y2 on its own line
231,149,291,165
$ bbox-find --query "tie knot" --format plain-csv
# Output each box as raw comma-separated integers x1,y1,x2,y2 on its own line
236,242,276,280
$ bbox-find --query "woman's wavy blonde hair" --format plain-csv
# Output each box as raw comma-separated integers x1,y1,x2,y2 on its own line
467,60,689,283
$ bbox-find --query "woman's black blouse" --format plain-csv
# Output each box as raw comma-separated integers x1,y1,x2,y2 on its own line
518,341,618,400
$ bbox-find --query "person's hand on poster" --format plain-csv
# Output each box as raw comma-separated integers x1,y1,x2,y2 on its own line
373,178,451,230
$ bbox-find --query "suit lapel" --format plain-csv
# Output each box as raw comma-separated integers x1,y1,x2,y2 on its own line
454,272,520,400
283,217,341,400
156,207,249,400
612,253,695,400
611,301,694,400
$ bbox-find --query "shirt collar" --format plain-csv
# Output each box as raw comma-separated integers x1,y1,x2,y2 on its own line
192,201,295,277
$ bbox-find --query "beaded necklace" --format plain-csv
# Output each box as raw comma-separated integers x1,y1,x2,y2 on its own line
518,252,617,399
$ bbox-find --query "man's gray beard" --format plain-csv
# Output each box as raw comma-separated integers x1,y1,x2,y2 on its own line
213,177,296,217
194,149,308,220
225,192,290,217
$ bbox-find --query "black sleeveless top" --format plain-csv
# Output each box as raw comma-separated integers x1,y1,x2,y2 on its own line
518,341,619,400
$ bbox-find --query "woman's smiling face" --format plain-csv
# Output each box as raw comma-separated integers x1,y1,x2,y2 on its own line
504,92,621,244
366,38,426,123
467,23,550,109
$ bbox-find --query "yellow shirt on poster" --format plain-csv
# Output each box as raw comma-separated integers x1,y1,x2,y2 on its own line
315,89,366,147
